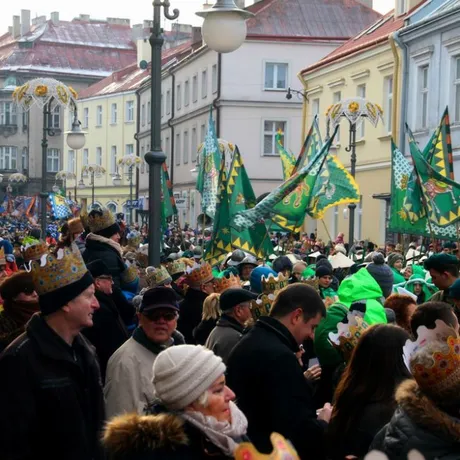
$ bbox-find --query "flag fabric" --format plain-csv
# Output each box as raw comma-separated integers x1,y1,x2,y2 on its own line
276,131,296,180
227,147,273,258
388,140,457,239
293,115,322,172
231,131,336,231
160,162,177,230
196,108,221,219
50,193,72,219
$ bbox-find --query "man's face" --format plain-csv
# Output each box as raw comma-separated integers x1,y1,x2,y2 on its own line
201,280,215,295
234,301,252,325
318,275,333,289
64,284,100,329
291,310,323,344
95,275,113,295
429,268,454,291
240,265,253,281
138,308,178,343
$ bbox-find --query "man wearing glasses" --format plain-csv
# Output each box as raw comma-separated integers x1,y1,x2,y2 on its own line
104,286,184,418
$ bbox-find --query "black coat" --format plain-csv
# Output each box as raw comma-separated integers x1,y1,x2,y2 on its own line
82,289,130,382
226,316,327,459
177,288,208,344
0,313,105,460
84,238,126,287
193,317,218,345
371,379,460,460
103,411,237,460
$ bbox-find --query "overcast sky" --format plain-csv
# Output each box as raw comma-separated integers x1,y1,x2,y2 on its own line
0,0,393,34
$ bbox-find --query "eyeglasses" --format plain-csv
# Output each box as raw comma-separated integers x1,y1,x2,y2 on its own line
144,311,177,322
98,275,113,282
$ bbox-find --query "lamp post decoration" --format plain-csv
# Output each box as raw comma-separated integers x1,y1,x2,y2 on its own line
8,173,27,196
12,77,86,238
117,154,142,224
81,164,106,207
325,97,384,248
55,171,77,198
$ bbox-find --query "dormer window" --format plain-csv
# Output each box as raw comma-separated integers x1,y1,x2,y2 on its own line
397,0,407,16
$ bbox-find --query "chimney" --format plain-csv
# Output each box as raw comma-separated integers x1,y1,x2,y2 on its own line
79,14,90,21
12,15,20,38
137,39,151,67
192,27,202,45
21,10,31,36
132,24,144,42
143,20,153,30
50,12,59,25
235,0,245,8
8,26,13,35
202,1,212,10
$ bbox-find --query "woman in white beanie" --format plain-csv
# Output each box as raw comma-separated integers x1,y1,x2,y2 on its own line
102,345,248,459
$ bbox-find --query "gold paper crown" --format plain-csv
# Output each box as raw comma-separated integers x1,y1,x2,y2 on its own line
0,247,5,265
300,278,320,293
126,231,142,248
22,241,49,262
329,312,369,362
30,244,88,296
87,207,116,233
250,293,276,321
404,320,460,398
121,263,139,285
235,432,299,460
136,247,149,269
185,262,213,287
261,273,289,294
166,259,186,276
214,273,242,294
145,265,171,287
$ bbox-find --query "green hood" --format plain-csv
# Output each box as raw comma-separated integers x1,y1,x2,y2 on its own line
412,264,426,278
338,268,384,306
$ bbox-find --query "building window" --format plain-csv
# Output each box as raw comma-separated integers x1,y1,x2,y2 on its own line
83,149,89,167
166,90,171,115
83,108,89,128
331,206,339,237
264,62,288,90
141,104,146,126
200,123,206,144
263,120,286,156
96,105,102,126
96,147,102,166
146,144,150,173
419,65,429,129
126,101,134,122
0,146,17,170
454,57,460,123
357,84,366,138
184,80,190,107
191,127,197,162
177,84,182,110
22,110,29,129
184,130,189,164
176,133,181,166
202,69,208,99
160,95,164,118
107,202,117,213
22,147,28,171
165,137,170,162
312,98,320,117
111,103,117,124
192,74,198,102
212,64,218,94
126,144,134,156
148,100,151,123
47,148,60,172
397,0,407,15
140,146,145,174
384,76,393,134
0,102,17,125
47,106,60,129
333,91,341,143
68,150,75,172
110,146,117,174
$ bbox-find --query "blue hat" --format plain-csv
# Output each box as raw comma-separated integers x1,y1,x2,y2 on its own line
250,266,277,294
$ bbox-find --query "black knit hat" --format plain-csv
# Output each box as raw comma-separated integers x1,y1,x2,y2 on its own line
87,259,111,278
0,271,35,301
316,264,333,278
366,253,394,298
273,256,293,273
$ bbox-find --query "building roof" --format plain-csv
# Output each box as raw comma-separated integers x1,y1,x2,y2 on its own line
0,18,137,79
245,0,382,40
78,40,193,99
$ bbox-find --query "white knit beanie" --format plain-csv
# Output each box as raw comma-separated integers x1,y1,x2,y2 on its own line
152,345,226,410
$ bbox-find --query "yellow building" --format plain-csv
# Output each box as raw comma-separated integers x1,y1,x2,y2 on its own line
299,0,425,246
65,63,150,220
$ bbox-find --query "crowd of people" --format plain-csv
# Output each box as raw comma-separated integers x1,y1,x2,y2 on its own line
1,207,460,459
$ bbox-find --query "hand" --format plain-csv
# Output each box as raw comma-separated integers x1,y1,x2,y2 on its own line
324,297,335,308
295,346,305,367
317,402,332,423
304,364,322,381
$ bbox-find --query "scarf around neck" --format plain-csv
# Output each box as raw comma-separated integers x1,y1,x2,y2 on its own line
181,401,248,456
87,232,123,256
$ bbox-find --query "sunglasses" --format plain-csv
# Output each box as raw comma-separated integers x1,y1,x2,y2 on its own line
144,311,177,322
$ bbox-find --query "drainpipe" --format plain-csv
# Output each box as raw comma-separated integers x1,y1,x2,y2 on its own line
168,69,176,184
135,88,141,205
391,31,409,154
389,33,401,149
212,53,222,137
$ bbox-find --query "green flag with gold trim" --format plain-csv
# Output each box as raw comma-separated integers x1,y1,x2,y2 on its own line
276,131,296,180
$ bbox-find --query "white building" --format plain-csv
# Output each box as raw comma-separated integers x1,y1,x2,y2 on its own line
138,0,381,227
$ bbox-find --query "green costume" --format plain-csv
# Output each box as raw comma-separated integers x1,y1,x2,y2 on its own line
391,267,406,284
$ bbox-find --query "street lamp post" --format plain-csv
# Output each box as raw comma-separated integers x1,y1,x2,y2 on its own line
80,165,106,208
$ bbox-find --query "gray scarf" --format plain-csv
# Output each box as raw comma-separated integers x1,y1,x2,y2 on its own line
181,401,248,456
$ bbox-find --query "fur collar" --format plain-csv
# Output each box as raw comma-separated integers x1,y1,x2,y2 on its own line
396,379,460,441
103,412,188,455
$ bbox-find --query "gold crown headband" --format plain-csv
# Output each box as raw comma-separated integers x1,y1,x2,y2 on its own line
88,207,116,233
261,273,289,294
214,273,242,294
185,262,213,287
21,241,48,262
145,265,171,287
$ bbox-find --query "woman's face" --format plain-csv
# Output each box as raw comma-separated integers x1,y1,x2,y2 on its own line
319,275,333,289
191,375,235,423
394,259,403,270
404,265,413,280
413,283,423,295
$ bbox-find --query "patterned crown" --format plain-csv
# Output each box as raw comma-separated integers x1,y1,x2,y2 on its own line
145,265,172,287
214,273,242,294
235,432,299,460
250,293,276,321
135,246,149,269
300,278,320,293
87,207,116,233
404,320,460,399
29,244,88,296
185,262,214,288
22,240,49,262
166,259,186,276
126,231,142,248
261,273,289,294
329,312,369,362
121,263,139,285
